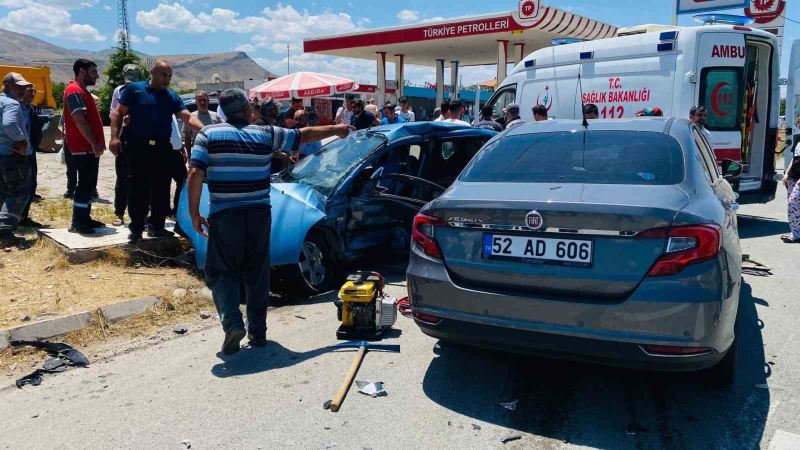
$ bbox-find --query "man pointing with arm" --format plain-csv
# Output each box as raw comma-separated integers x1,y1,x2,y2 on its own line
187,88,352,355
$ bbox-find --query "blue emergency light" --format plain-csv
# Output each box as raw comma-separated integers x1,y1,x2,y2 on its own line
580,51,594,60
657,43,675,52
524,59,536,68
551,38,583,46
693,14,754,26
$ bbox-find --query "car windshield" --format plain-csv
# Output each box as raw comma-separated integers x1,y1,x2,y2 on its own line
284,131,387,193
460,130,685,185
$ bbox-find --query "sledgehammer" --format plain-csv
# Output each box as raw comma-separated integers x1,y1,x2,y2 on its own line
324,341,400,412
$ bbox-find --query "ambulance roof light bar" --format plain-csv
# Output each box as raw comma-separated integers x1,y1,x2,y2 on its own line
552,38,583,46
693,14,754,26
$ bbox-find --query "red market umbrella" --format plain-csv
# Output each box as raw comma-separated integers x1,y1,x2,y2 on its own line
250,72,358,100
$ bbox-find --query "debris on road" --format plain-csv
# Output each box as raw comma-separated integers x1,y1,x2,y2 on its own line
173,288,188,298
501,435,522,444
322,441,337,449
180,439,192,448
355,380,387,398
294,315,307,320
323,400,332,410
199,311,212,319
11,340,90,388
471,424,481,431
174,325,188,334
499,400,519,411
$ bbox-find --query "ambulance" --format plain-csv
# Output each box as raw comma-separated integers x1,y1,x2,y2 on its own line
486,22,780,203
784,39,800,170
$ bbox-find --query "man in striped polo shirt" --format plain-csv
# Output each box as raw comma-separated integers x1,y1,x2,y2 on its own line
187,89,352,355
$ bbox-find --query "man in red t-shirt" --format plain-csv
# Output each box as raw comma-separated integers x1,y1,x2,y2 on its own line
63,59,106,234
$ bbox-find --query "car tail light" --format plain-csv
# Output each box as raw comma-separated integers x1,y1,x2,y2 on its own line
640,225,721,277
642,345,713,356
412,213,445,259
413,311,442,325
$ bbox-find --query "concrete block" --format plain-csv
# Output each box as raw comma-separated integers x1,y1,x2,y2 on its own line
100,296,160,323
0,330,9,350
8,312,93,341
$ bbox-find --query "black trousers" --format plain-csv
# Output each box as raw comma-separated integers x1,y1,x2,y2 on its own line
21,152,37,219
64,148,77,194
205,206,271,335
114,145,129,218
169,149,187,215
125,138,172,234
71,153,99,228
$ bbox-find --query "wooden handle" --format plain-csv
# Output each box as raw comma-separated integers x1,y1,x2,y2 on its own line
330,346,366,412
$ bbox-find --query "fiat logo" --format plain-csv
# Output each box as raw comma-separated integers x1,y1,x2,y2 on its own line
525,211,543,230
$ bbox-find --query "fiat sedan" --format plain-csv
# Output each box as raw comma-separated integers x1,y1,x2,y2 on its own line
406,118,744,385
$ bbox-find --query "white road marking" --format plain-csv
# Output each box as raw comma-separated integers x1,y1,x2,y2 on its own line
769,430,800,450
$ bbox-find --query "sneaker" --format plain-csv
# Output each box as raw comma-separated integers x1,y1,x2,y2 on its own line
91,191,100,201
68,225,95,235
19,217,43,228
31,193,43,203
128,232,142,244
221,328,246,355
781,234,800,244
247,333,268,347
87,218,107,229
63,191,74,199
147,228,175,238
0,233,16,248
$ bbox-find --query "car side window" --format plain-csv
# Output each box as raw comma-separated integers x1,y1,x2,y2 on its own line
419,137,490,187
692,128,719,183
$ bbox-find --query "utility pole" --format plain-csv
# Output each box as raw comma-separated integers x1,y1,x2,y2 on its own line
117,0,131,52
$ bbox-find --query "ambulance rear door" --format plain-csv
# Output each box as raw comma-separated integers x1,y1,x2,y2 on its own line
695,33,748,172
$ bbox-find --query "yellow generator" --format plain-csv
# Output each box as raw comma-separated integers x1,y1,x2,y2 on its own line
335,272,397,340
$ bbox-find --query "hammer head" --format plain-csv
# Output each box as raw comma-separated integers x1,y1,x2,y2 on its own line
331,340,400,353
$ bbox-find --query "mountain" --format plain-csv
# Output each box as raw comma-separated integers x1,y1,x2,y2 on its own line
0,28,276,89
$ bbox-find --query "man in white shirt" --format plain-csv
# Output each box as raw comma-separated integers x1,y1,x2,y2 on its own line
397,96,415,122
443,100,471,126
335,95,354,125
435,100,450,121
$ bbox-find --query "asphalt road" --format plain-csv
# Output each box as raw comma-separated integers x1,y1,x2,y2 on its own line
1,186,799,450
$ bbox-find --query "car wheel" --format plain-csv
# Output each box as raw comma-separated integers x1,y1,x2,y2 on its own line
276,231,339,298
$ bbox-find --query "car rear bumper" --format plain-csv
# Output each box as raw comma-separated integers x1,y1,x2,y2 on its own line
407,247,738,372
414,315,725,372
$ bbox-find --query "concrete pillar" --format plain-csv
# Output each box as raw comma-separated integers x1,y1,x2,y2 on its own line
435,58,445,108
394,54,405,99
376,51,387,106
450,60,459,101
513,43,526,65
497,40,509,84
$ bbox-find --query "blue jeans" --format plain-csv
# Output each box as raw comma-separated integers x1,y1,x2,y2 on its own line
204,206,271,336
0,155,32,236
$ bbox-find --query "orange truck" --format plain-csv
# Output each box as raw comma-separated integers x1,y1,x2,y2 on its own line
0,64,61,152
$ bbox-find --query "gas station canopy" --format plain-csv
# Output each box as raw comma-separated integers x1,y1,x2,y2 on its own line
303,6,618,105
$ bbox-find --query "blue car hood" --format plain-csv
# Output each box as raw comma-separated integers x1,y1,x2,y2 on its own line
177,182,326,269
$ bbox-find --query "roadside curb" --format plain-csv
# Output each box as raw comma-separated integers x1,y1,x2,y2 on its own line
0,296,163,350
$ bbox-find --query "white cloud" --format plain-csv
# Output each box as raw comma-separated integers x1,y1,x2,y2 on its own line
236,43,256,53
0,3,105,42
136,2,212,32
397,9,419,24
103,4,112,11
144,35,160,44
0,0,98,9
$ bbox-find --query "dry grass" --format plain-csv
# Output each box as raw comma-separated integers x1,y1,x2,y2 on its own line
0,292,216,374
28,197,120,229
1,198,204,330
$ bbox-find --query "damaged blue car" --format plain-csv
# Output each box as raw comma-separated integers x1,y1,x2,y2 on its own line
177,121,496,296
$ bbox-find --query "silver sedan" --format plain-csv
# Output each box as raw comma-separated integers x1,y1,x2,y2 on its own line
406,118,743,385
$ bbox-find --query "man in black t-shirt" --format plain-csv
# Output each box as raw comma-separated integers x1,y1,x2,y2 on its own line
350,99,379,130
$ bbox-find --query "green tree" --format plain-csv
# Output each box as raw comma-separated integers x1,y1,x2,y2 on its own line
52,81,66,110
97,49,149,124
780,97,786,116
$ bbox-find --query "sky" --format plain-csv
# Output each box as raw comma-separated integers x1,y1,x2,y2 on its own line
0,0,798,85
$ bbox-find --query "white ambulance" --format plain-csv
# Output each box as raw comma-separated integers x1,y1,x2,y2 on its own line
487,23,780,203
784,39,800,170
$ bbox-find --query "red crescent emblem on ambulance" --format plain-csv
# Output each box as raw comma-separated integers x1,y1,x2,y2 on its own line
711,82,731,117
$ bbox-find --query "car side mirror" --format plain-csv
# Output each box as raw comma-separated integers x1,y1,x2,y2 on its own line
721,159,743,180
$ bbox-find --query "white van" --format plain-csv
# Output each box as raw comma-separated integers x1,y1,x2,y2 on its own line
784,40,800,170
487,24,780,203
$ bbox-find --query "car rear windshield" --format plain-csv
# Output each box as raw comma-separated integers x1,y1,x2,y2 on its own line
459,130,685,185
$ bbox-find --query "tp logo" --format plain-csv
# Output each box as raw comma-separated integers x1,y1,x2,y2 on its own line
745,0,786,24
536,85,553,112
519,0,543,20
